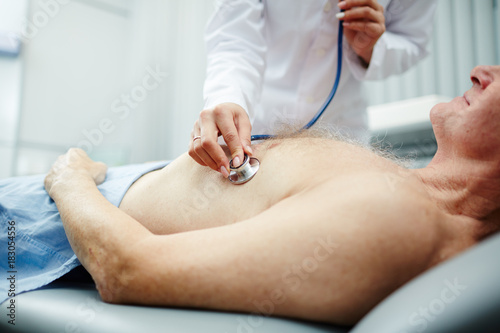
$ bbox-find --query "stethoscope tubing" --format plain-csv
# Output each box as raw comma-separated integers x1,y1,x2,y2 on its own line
250,12,344,141
229,11,345,185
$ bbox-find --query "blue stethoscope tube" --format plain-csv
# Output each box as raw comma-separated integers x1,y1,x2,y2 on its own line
250,12,344,141
228,13,344,184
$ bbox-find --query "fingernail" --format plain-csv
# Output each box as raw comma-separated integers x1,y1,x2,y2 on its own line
233,156,241,167
246,146,253,155
220,166,229,178
336,12,345,19
338,1,346,9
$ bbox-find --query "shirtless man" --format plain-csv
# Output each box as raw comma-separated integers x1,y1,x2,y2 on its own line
41,65,500,325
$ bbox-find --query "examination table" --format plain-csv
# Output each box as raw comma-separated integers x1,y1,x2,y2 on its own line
1,231,500,333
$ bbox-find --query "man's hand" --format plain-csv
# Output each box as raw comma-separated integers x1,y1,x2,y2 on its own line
188,102,253,178
337,0,385,65
44,148,108,198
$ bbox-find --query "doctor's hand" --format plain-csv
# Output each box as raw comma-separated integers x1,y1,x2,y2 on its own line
337,0,385,65
189,102,253,178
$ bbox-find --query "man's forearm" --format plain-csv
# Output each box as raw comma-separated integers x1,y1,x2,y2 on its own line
50,174,152,300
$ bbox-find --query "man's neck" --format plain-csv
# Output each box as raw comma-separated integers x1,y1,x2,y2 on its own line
415,154,500,240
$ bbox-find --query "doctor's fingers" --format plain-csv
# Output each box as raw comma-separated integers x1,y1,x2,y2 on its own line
188,121,208,167
189,121,223,175
193,143,221,174
235,111,253,156
199,110,231,173
191,129,223,172
215,113,251,167
338,0,383,12
340,7,384,25
341,19,385,39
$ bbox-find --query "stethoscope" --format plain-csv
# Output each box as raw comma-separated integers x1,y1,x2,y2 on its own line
229,13,344,185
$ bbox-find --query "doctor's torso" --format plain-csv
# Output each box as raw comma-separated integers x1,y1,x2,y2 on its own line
252,0,390,137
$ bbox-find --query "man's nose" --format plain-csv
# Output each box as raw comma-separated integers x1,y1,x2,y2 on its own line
470,65,494,90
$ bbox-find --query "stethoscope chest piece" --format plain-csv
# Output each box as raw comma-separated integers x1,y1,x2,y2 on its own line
228,154,260,185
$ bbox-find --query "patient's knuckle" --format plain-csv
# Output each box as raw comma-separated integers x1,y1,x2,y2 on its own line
67,148,77,155
43,176,50,188
97,161,108,170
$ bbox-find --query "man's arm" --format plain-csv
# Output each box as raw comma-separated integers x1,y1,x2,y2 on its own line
46,150,439,325
44,149,154,300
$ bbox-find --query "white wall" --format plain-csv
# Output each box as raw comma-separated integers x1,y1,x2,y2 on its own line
123,0,214,162
14,0,137,175
0,0,28,56
0,57,23,177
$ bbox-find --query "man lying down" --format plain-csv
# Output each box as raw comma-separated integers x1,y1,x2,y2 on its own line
1,65,500,326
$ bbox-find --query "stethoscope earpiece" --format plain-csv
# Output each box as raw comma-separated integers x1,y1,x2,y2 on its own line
228,154,260,185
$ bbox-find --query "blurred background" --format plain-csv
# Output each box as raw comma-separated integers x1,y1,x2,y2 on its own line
0,0,499,178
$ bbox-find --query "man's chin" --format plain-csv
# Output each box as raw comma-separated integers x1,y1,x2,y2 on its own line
429,102,448,124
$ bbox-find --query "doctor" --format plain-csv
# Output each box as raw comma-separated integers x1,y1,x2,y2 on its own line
189,0,437,177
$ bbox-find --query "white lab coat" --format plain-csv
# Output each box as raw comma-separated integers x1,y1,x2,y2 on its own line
203,0,437,139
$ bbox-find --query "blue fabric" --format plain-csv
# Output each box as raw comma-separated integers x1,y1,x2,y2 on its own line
0,161,169,304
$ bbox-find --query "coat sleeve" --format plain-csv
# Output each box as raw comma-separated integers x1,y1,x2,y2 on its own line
346,0,438,81
203,0,267,119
